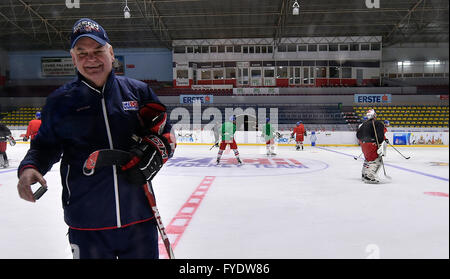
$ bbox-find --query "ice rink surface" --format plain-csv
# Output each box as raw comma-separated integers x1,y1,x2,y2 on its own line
0,142,448,259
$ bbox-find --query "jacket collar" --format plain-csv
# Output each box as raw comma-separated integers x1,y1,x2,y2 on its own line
77,69,116,95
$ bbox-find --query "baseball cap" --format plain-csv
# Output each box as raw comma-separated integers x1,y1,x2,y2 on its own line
70,18,110,49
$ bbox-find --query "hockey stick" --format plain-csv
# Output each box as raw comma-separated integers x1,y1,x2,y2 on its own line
209,141,219,150
387,142,411,159
143,182,175,259
371,120,391,180
83,149,175,259
353,152,363,160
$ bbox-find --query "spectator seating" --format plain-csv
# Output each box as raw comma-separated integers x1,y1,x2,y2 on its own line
353,105,449,128
0,107,42,126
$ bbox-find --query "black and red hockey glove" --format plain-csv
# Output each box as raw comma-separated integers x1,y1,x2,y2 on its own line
136,102,168,136
121,134,171,185
120,101,176,185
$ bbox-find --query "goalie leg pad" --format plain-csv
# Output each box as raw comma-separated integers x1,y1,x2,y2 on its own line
362,158,381,183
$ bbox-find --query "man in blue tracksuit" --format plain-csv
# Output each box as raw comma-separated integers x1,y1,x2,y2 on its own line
16,18,176,259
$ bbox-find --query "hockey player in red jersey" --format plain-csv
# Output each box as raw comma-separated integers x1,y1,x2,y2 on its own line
291,121,306,150
356,109,386,183
23,111,42,141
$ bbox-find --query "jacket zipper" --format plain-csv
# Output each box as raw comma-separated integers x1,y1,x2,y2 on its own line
65,164,71,205
82,80,122,228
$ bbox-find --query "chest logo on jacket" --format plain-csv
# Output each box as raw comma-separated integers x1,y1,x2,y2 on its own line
122,101,139,111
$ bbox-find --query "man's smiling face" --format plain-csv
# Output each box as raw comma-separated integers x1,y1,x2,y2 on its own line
71,37,115,88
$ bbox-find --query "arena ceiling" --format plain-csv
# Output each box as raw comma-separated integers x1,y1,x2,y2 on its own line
0,0,448,51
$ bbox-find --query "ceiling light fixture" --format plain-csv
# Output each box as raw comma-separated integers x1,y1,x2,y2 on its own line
124,0,131,19
292,0,300,16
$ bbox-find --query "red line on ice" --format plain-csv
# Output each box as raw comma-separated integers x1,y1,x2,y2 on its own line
424,192,449,198
158,175,216,259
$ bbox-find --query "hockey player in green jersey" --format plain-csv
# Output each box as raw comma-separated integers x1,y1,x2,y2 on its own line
262,118,276,156
216,116,242,165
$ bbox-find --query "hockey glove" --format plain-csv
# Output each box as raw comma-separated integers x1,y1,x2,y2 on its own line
137,102,167,136
7,136,16,146
121,134,171,186
377,141,387,157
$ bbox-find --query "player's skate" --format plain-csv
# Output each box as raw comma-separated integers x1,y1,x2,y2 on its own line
236,158,243,165
3,159,8,168
216,158,220,165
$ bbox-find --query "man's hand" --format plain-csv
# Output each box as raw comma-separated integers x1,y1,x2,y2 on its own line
17,168,47,202
121,135,169,185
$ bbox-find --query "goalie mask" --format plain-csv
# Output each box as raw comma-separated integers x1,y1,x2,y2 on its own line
366,109,376,120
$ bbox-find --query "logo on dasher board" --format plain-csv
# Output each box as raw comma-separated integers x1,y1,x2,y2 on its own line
159,157,328,177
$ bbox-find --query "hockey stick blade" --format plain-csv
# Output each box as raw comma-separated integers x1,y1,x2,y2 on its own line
83,149,131,176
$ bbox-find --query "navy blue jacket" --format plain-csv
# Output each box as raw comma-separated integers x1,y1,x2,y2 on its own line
19,71,173,230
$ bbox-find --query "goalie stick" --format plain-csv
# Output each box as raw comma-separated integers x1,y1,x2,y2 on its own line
387,141,411,159
83,149,175,259
371,119,391,180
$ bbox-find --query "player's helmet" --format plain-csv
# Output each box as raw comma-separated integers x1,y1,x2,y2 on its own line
366,109,376,120
266,118,270,123
35,111,41,119
229,115,236,122
384,120,390,126
296,121,302,126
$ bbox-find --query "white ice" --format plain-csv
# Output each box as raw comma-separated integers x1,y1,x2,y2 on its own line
0,142,448,259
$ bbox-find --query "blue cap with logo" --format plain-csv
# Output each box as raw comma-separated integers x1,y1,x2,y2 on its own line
70,18,110,49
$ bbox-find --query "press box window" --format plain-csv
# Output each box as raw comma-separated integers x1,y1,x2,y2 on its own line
329,44,338,51
201,46,209,53
177,69,188,79
307,44,317,52
339,44,349,51
350,44,359,51
288,44,297,52
213,69,224,79
186,46,194,53
173,46,185,53
329,67,339,78
371,43,381,50
201,70,211,79
226,68,236,79
277,44,287,52
360,44,370,51
298,45,307,52
277,66,288,78
315,67,327,78
342,67,352,78
319,44,328,51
